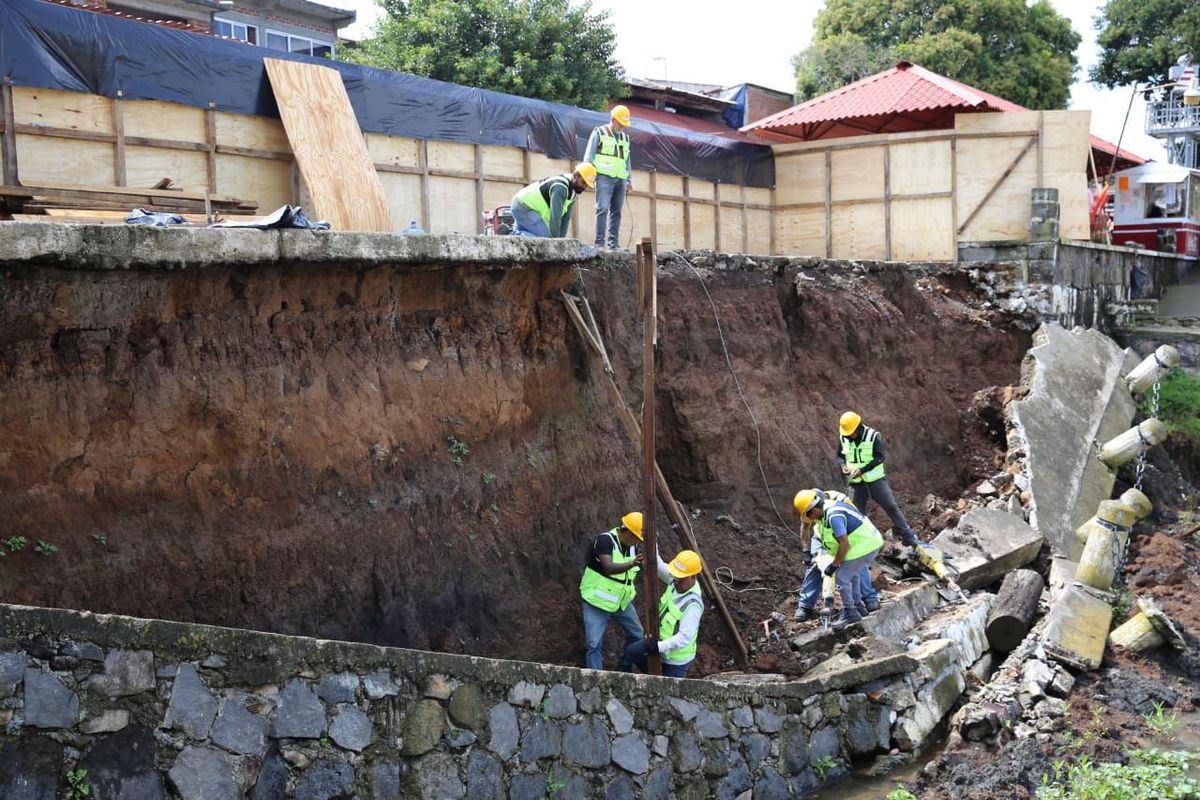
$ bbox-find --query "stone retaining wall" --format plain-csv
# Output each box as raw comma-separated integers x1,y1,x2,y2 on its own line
0,600,995,799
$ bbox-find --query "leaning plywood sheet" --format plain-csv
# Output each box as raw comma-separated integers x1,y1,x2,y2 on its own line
263,58,391,232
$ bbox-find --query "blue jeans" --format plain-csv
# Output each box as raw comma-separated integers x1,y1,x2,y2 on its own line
798,561,877,610
594,175,627,247
511,201,550,237
834,551,878,620
582,599,644,670
853,478,919,546
618,637,691,678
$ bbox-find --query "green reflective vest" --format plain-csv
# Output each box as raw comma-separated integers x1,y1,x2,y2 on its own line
840,426,886,483
514,175,577,226
817,502,883,561
579,529,640,612
659,582,703,664
592,125,630,179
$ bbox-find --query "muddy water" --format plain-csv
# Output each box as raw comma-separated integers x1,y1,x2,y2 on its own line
1145,710,1200,754
811,746,945,800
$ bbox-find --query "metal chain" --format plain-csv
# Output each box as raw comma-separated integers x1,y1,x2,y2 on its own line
1116,378,1163,587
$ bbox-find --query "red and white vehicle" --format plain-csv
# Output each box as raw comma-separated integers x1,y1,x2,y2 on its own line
1110,162,1200,257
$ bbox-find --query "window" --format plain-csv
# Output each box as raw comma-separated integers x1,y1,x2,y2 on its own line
264,29,335,58
1145,181,1186,218
214,17,257,44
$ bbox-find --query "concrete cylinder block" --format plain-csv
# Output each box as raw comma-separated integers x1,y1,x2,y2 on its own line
1075,501,1134,590
1124,345,1180,396
1099,418,1168,468
1075,495,1146,545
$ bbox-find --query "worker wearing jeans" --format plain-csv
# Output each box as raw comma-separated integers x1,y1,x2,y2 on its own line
619,549,705,678
837,411,920,547
583,105,632,248
793,488,883,629
510,164,597,238
580,512,644,669
795,490,879,618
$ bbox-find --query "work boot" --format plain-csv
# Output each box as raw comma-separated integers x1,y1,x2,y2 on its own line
831,611,863,631
794,606,815,621
856,603,870,618
864,599,881,613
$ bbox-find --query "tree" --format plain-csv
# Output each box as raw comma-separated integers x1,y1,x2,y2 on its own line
792,0,1080,109
1092,0,1200,88
345,0,624,110
791,34,894,101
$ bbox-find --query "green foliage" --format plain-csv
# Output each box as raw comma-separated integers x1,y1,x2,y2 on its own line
346,0,624,110
1092,0,1200,88
1143,701,1179,738
794,0,1080,108
65,768,91,800
91,533,108,547
1110,587,1133,622
482,472,497,486
5,536,28,553
812,755,838,781
447,436,470,466
887,789,920,800
1036,750,1200,799
545,769,566,794
34,539,58,556
1142,371,1200,445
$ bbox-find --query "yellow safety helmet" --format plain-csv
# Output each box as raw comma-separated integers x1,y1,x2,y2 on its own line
793,488,825,517
620,511,644,539
839,411,862,437
667,549,702,578
610,104,631,126
575,162,598,188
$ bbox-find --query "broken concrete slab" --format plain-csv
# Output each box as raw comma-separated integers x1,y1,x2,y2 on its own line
1042,584,1112,671
795,649,917,695
912,594,994,667
931,509,1044,590
1009,324,1137,562
861,583,941,639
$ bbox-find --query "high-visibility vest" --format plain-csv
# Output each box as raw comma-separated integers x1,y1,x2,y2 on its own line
840,426,886,483
817,501,884,561
513,174,578,226
579,529,639,612
592,125,630,179
658,582,703,664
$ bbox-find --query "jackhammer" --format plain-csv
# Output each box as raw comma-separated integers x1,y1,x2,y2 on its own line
913,542,969,602
815,553,837,630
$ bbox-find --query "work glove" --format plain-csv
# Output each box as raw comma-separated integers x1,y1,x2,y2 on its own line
823,562,839,577
801,551,814,568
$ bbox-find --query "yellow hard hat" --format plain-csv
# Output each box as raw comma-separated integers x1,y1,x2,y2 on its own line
610,104,631,126
793,488,825,517
839,411,862,436
667,549,702,578
621,511,643,539
575,162,598,188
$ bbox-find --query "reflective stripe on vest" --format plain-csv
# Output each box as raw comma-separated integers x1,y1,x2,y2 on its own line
593,125,630,179
840,426,886,483
514,175,577,225
579,529,640,612
817,501,884,561
658,583,703,664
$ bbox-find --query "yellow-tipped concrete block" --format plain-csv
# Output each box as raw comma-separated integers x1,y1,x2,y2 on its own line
1109,597,1187,652
1043,584,1112,671
1075,501,1135,589
1076,496,1143,545
1100,418,1168,468
1124,345,1180,396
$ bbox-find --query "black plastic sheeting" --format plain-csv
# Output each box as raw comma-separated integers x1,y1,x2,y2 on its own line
0,0,774,187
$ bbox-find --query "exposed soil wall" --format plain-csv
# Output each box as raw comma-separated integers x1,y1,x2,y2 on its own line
0,233,1030,669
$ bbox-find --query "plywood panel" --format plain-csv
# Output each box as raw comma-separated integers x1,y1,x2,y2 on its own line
217,112,291,152
717,190,744,252
630,170,652,193
955,112,1038,135
746,208,772,255
831,147,885,203
483,179,518,214
428,175,477,234
427,141,475,173
12,87,111,134
263,58,391,232
775,209,825,257
745,187,771,207
124,100,206,143
482,145,525,179
1039,111,1091,240
378,172,422,232
891,197,955,260
15,135,113,185
624,194,653,244
656,173,684,197
831,202,886,259
955,134,1037,241
528,154,571,177
215,153,291,213
655,199,685,249
125,146,208,193
690,203,715,250
889,140,951,196
775,152,825,206
367,134,419,169
689,180,714,202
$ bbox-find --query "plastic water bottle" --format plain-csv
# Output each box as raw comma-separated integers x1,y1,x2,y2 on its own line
404,218,425,235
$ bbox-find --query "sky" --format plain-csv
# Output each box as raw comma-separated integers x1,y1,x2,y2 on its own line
339,0,1166,162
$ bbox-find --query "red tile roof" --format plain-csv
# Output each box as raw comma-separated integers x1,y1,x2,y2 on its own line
618,104,768,145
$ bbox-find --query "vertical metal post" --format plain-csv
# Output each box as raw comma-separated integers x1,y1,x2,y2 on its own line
638,238,661,676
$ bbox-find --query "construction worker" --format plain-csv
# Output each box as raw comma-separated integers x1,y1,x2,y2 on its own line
580,512,645,670
837,412,921,547
619,549,704,678
583,105,632,249
793,488,883,629
511,163,597,238
794,490,880,620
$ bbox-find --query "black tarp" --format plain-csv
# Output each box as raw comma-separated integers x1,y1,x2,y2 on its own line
0,0,774,187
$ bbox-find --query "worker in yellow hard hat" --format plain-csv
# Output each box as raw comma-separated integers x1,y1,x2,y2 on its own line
793,490,881,619
837,411,921,548
794,488,883,629
580,511,645,670
583,104,633,249
511,163,597,238
619,548,705,678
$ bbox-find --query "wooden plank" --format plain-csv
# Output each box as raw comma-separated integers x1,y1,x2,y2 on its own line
831,201,886,259
713,181,721,252
9,180,245,204
655,198,684,250
775,206,826,257
263,57,391,232
1038,110,1091,240
682,176,691,250
124,99,206,144
474,144,484,236
888,139,952,196
890,196,955,260
418,139,431,233
883,144,892,260
214,153,287,213
746,208,771,255
12,86,111,134
775,151,825,206
15,138,113,189
481,144,524,178
648,171,657,245
831,146,885,203
769,188,776,255
216,111,291,153
1,84,17,186
367,134,419,168
956,136,1036,236
427,140,475,172
428,175,476,234
740,184,748,253
111,94,126,186
823,149,832,257
125,146,208,194
689,199,714,250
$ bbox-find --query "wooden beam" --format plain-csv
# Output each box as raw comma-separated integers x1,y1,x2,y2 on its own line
682,176,691,250
1037,111,1045,187
111,92,126,187
204,102,217,194
774,191,953,211
950,136,959,257
713,181,721,252
638,238,661,676
770,187,777,255
883,142,892,260
473,144,484,235
823,149,832,258
418,139,431,233
740,183,748,254
648,170,658,245
0,83,16,187
956,135,1037,236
